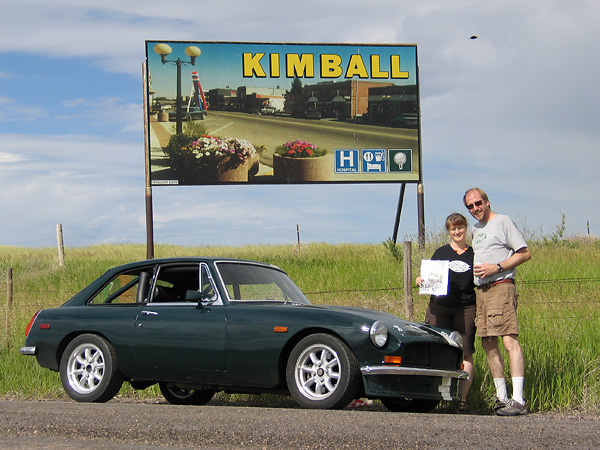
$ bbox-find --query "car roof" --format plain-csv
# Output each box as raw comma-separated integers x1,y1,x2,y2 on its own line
105,257,280,274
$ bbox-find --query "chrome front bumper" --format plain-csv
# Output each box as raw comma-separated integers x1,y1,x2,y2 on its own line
361,365,469,380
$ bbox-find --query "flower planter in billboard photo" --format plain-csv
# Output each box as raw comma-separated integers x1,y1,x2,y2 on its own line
273,140,331,182
165,134,257,183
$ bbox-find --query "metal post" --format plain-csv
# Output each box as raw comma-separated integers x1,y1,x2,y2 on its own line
417,183,425,249
143,62,154,259
392,183,406,243
176,59,183,134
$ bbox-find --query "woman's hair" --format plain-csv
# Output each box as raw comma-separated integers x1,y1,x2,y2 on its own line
445,212,468,230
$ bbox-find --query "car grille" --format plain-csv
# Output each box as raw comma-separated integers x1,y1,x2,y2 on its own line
401,343,461,370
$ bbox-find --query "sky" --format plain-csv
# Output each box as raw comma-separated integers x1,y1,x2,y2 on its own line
1,0,599,249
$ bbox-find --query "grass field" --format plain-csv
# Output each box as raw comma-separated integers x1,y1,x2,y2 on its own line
1,238,599,413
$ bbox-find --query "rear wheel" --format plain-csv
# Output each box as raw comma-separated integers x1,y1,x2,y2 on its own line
380,397,440,413
60,334,123,403
286,333,360,409
159,382,215,405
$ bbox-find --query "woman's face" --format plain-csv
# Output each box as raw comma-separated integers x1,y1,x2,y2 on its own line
448,224,467,243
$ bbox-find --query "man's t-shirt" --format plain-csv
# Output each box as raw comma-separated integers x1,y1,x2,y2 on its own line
472,214,528,286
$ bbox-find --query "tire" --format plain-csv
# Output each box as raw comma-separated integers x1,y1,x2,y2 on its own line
286,333,360,409
380,397,440,413
159,382,215,405
59,334,123,403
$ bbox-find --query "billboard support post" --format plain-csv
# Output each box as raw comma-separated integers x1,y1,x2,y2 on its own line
392,183,406,244
142,62,154,259
417,183,425,249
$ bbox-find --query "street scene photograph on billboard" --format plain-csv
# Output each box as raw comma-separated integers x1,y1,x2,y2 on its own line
146,41,421,186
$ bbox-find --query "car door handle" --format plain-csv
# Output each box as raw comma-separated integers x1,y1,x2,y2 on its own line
141,311,158,316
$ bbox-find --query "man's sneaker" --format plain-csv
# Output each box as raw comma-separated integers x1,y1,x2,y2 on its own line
492,397,507,411
496,399,528,416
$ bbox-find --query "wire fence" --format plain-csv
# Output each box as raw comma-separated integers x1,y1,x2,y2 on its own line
5,277,600,307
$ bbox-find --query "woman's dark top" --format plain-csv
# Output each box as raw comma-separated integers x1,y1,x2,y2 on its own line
429,244,476,307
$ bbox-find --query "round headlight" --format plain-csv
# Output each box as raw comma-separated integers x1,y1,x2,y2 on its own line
449,331,464,349
369,321,388,348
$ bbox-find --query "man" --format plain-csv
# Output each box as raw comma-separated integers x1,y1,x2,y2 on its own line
463,187,531,416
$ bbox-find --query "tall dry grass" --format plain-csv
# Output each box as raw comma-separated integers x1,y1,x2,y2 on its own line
1,237,599,412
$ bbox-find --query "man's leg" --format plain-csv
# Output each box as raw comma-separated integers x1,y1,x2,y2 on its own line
482,336,508,404
482,336,504,378
503,334,525,403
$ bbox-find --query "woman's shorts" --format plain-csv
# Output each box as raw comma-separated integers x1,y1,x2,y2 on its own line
425,303,476,357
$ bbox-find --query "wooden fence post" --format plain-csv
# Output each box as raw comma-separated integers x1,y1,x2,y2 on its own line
57,224,65,267
6,268,13,349
403,241,414,321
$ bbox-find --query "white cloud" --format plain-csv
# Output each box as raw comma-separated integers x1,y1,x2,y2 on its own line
0,0,599,247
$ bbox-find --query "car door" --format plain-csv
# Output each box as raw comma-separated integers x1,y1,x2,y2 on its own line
132,263,226,382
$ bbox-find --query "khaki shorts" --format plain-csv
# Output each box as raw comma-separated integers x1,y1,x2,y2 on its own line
475,282,519,337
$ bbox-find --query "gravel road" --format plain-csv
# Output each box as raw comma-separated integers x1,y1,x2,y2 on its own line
0,399,598,449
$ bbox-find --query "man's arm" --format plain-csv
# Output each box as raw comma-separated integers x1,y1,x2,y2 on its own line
473,247,531,279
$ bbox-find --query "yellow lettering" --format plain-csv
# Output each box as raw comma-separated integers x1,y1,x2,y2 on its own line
270,53,280,78
345,54,369,78
370,55,389,79
286,54,315,78
390,55,409,79
320,54,343,78
243,53,266,78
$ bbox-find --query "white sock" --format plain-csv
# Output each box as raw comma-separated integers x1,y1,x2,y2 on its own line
512,377,525,403
494,378,508,402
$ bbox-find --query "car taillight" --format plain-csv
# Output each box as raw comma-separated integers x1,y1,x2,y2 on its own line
24,311,41,337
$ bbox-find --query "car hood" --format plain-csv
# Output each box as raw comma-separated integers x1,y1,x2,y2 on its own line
307,304,457,342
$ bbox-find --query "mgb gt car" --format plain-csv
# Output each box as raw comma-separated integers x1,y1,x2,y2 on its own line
21,258,468,412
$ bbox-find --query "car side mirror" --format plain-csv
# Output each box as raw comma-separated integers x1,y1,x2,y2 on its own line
184,290,204,303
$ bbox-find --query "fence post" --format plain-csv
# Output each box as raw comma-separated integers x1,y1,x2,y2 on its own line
6,268,13,349
403,241,414,321
57,224,65,267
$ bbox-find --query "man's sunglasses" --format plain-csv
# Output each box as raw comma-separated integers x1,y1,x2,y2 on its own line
466,200,483,210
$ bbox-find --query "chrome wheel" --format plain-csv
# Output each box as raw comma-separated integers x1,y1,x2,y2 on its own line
60,334,123,403
66,342,105,394
286,333,360,409
294,343,341,401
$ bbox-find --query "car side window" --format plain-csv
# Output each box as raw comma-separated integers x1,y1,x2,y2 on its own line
149,263,221,305
199,264,219,304
89,270,152,304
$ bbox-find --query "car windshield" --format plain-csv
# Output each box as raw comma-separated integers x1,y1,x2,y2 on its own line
216,262,311,304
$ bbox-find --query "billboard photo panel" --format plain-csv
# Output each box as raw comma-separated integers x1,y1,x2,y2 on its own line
145,41,421,186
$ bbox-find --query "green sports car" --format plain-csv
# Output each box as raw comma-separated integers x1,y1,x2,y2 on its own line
20,257,468,412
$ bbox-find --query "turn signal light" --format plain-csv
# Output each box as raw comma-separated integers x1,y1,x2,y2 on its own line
384,355,402,365
273,326,288,333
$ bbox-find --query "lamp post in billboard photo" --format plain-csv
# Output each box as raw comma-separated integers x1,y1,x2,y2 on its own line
153,43,201,134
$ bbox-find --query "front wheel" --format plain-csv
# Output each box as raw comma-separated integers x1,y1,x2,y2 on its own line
159,382,215,405
380,397,440,413
60,334,123,403
286,333,360,409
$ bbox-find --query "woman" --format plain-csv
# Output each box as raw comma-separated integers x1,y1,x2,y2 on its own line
416,213,476,409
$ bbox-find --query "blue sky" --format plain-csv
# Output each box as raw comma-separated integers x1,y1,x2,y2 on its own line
1,0,599,248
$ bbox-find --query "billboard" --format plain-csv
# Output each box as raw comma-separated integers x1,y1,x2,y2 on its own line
145,41,421,186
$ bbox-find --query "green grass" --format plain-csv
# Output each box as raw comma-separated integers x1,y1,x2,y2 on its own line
1,238,599,413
